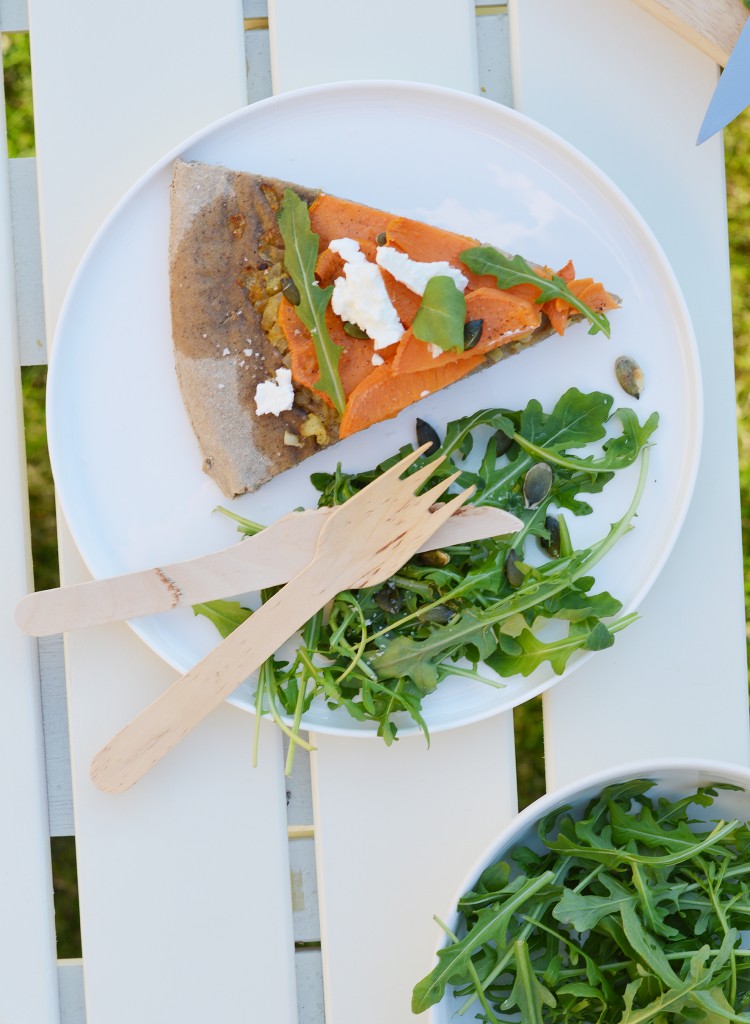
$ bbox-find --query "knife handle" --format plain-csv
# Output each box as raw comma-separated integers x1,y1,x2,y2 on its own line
15,567,189,636
14,509,329,636
89,557,336,794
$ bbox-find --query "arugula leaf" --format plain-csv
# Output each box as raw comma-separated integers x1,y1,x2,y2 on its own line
529,388,613,448
461,245,613,337
192,599,251,638
411,275,467,352
410,871,556,1013
506,939,557,1021
374,609,499,692
277,189,346,414
552,878,636,932
530,578,622,623
486,614,631,678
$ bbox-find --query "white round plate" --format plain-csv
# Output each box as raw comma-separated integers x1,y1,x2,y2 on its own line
47,81,701,736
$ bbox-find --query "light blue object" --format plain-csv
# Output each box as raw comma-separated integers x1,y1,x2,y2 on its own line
698,16,750,144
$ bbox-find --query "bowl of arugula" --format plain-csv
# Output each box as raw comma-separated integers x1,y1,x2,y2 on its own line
413,759,750,1022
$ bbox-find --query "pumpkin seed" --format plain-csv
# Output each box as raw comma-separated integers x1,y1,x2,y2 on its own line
418,604,456,625
343,321,369,339
280,275,301,306
463,318,484,350
523,462,553,509
494,428,514,457
374,582,403,615
416,418,441,456
615,355,644,399
376,231,387,246
418,549,450,568
540,514,561,558
504,548,524,588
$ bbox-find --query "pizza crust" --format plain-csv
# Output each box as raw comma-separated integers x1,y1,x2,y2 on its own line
168,159,328,498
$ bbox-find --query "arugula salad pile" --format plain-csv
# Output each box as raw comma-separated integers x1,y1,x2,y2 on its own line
412,780,750,1022
196,387,657,769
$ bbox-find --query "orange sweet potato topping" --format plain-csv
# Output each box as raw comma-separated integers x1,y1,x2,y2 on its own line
309,195,391,249
282,197,618,437
385,216,497,291
392,287,541,375
278,299,384,404
544,274,620,335
339,355,484,439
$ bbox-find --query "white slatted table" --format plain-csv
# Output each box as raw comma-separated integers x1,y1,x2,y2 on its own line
2,1,749,1022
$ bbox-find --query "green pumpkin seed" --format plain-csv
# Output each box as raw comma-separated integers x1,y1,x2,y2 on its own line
494,428,514,457
418,549,451,568
540,514,561,558
416,418,441,456
376,231,387,246
374,582,403,615
418,604,456,625
504,548,524,588
280,276,301,306
343,321,369,339
523,462,553,509
615,355,644,399
463,318,484,350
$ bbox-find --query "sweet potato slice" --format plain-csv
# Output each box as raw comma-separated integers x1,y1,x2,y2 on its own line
339,355,484,439
384,216,496,291
544,274,620,335
309,195,391,250
279,299,381,403
504,259,574,308
380,270,422,327
392,287,541,375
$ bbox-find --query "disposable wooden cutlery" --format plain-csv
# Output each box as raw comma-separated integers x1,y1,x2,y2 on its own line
15,505,521,637
90,448,475,793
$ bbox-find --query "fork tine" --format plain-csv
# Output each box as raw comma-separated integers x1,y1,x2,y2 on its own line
416,470,467,508
424,484,476,526
394,454,447,496
372,443,434,486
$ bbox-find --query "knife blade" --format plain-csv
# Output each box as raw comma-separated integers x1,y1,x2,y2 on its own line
15,503,521,637
697,15,750,144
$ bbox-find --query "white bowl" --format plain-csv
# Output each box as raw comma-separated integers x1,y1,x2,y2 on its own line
426,758,750,1022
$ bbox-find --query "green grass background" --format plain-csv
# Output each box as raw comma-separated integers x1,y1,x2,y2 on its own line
5,29,749,960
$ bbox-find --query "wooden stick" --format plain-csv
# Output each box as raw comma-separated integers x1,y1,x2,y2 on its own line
632,0,747,66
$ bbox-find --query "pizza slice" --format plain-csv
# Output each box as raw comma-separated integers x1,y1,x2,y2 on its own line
168,159,618,498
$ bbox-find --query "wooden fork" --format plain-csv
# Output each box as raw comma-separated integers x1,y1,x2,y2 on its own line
90,446,474,793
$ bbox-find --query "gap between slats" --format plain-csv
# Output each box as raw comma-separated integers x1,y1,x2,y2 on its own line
0,0,29,33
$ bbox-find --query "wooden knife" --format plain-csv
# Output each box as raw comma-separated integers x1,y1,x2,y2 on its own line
16,503,521,637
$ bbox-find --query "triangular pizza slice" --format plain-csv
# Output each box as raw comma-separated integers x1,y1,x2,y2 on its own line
168,159,618,498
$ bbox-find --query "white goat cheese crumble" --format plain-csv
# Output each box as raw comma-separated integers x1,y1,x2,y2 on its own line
254,367,295,416
329,238,403,350
375,245,468,295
